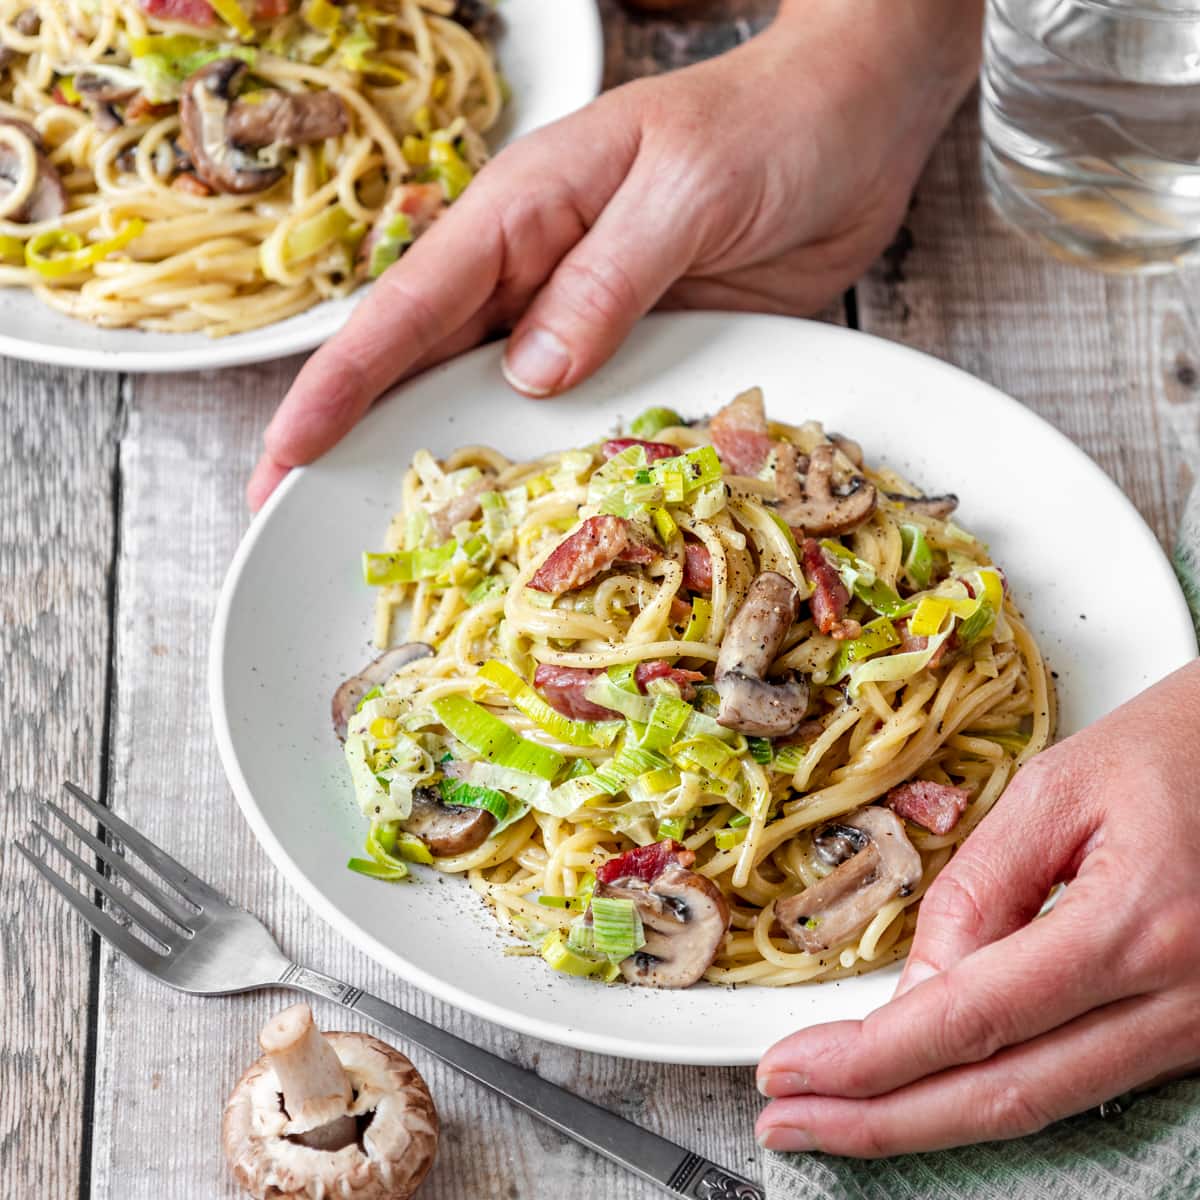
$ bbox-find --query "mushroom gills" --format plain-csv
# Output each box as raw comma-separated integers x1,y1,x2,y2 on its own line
885,490,959,519
773,442,878,535
331,642,433,740
595,861,730,989
777,806,922,954
400,786,495,858
715,571,809,737
0,119,68,222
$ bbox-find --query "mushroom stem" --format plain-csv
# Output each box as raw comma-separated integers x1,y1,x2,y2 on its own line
259,1003,357,1151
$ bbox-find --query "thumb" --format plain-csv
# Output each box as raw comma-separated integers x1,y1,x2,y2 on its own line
501,167,700,398
895,755,1096,996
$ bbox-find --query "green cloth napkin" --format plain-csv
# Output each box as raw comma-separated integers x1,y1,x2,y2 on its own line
767,496,1200,1198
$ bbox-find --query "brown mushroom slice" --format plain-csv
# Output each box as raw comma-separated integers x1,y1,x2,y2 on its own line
223,1002,438,1200
777,807,922,954
773,442,877,536
227,88,348,149
400,786,495,857
593,845,730,988
885,490,959,520
331,643,433,740
0,119,67,223
715,571,809,737
829,432,864,469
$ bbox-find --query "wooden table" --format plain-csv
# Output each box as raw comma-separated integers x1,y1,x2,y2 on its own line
4,2,1199,1196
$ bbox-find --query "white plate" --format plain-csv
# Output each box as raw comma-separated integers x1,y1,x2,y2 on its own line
210,313,1198,1065
0,0,602,373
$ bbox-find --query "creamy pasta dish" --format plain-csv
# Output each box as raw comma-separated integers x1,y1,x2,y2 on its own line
0,0,500,334
333,388,1055,989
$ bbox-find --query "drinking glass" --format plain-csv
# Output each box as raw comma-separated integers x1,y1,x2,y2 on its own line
982,0,1200,271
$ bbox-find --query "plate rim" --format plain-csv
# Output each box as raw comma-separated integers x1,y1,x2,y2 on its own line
0,0,604,374
208,312,1198,1064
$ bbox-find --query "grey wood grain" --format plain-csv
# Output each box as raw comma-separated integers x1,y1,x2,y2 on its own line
854,95,1200,548
0,365,123,1199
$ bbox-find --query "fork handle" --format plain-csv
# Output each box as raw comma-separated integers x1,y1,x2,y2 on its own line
281,963,763,1199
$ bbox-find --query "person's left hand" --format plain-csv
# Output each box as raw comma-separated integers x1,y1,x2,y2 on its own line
755,659,1200,1156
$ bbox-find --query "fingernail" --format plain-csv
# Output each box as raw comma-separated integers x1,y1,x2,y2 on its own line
756,1071,807,1098
757,1126,816,1153
895,958,938,998
502,328,570,397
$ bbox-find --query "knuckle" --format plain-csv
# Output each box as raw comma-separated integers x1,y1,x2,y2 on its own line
846,1115,892,1159
1123,898,1200,985
920,871,991,944
938,980,1009,1065
553,254,642,329
986,1080,1054,1139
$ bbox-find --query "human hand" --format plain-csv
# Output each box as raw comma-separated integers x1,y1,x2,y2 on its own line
756,659,1200,1156
246,0,981,508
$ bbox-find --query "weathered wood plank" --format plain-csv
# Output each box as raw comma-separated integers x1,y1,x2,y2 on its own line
855,95,1199,547
0,363,123,1198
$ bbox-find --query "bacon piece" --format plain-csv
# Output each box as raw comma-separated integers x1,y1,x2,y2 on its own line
532,665,618,721
887,780,970,835
596,839,693,885
171,173,213,196
682,540,712,592
528,515,655,595
669,596,692,627
140,0,215,26
430,473,494,540
896,619,955,669
708,387,772,476
125,94,174,122
602,438,679,464
634,660,705,701
254,0,291,17
801,538,856,639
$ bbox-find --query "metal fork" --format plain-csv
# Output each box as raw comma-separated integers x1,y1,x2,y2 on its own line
17,782,763,1200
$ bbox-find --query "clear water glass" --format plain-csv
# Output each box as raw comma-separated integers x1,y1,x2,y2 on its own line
982,0,1200,271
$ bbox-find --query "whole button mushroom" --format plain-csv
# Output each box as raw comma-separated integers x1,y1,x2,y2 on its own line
223,1003,438,1199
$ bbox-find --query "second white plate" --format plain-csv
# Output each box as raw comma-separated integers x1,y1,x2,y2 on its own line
0,0,602,373
210,313,1197,1064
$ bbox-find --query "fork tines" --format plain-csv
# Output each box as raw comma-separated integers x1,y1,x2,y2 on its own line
16,781,210,970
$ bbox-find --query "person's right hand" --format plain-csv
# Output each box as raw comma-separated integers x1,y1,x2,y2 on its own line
247,0,983,509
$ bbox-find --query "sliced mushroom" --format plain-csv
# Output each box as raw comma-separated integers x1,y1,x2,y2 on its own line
0,118,67,223
227,87,348,149
715,571,809,737
811,822,869,867
451,0,499,37
430,471,495,540
179,60,286,194
773,442,877,536
223,1002,438,1200
885,490,959,520
74,71,139,131
829,432,864,469
593,842,730,988
331,643,433,740
401,786,495,857
777,806,922,954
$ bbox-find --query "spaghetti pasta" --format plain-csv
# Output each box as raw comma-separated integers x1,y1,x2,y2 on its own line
0,0,501,334
338,388,1056,989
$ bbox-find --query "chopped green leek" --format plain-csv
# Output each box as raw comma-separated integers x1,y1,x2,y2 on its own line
0,235,23,264
363,542,455,585
657,816,690,841
590,896,645,960
540,930,619,980
637,693,693,752
629,406,683,439
429,133,473,200
650,506,678,546
339,24,409,81
591,742,671,796
357,687,382,712
820,540,916,619
772,744,807,773
480,659,620,747
25,220,144,280
957,600,995,647
747,736,773,765
848,629,951,695
714,826,748,851
302,0,342,33
829,616,900,681
649,445,722,502
728,811,751,828
683,595,712,642
367,211,413,279
208,0,255,39
670,734,736,778
537,894,577,909
283,204,354,265
439,776,509,821
347,856,407,881
901,523,933,589
368,822,434,867
433,694,565,780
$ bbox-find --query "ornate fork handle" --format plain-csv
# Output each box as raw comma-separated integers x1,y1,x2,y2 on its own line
282,963,764,1200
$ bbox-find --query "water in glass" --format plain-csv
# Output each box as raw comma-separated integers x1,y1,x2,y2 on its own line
982,0,1200,271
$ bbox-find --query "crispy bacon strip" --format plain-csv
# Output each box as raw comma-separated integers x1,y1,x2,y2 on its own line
887,780,970,835
634,660,705,701
682,540,712,592
802,539,856,639
528,515,655,595
531,665,618,721
596,840,693,885
140,0,214,25
709,388,772,476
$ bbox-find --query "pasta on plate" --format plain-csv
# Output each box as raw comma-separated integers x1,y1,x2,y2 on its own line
333,388,1055,990
0,0,500,334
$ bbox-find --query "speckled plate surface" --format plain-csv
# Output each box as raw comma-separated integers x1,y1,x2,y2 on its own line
209,312,1198,1065
0,0,602,373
